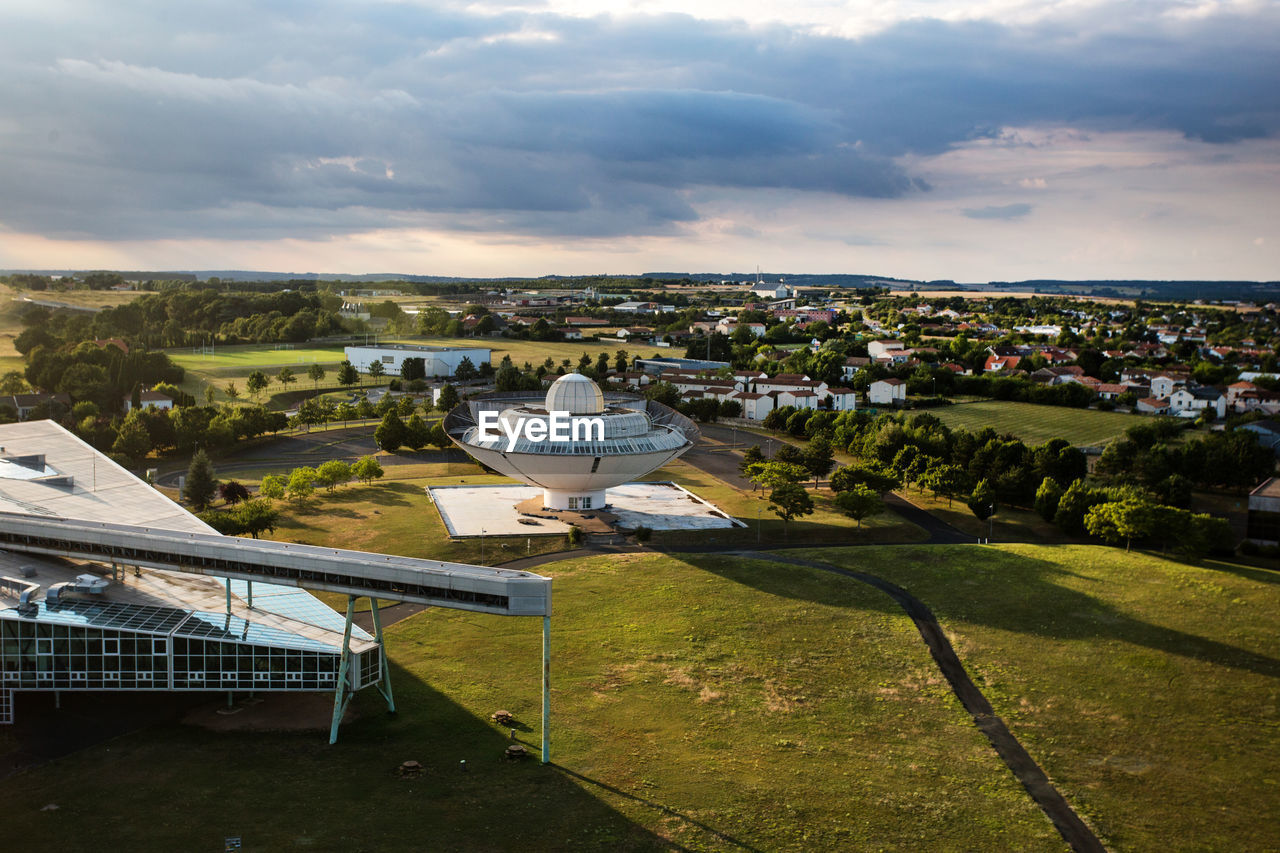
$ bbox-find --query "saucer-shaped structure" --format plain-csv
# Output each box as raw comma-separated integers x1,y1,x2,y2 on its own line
444,373,698,510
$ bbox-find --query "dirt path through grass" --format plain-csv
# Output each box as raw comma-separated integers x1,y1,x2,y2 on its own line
757,550,1106,853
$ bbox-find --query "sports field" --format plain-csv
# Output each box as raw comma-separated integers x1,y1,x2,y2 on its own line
929,400,1138,447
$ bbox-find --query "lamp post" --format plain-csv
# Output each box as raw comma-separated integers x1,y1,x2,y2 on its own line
480,527,486,562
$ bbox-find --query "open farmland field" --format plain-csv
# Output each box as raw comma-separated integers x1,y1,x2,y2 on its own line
801,543,1280,852
929,400,1138,447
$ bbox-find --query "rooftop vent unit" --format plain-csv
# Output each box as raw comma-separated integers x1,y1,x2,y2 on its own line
47,573,110,601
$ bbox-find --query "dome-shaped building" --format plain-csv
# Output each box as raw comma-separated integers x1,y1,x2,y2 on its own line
444,374,698,511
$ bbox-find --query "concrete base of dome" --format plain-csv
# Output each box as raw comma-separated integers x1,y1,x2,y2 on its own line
542,488,606,511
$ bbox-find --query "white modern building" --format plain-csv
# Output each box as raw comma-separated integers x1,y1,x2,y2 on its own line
343,344,490,378
0,420,551,744
444,374,698,511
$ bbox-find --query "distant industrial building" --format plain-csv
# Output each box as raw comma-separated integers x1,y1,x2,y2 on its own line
343,344,490,378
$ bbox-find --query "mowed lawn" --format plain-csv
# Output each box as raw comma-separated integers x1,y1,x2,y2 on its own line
800,543,1280,852
0,552,1061,852
929,400,1138,446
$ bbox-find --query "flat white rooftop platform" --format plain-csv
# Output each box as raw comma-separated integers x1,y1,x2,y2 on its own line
427,482,745,536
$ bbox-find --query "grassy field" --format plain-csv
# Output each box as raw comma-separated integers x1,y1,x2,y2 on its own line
167,336,658,404
0,551,1063,852
647,457,928,548
800,543,1280,851
929,400,1138,447
196,452,929,559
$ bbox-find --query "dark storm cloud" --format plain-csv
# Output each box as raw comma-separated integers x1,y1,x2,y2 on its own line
0,2,1276,240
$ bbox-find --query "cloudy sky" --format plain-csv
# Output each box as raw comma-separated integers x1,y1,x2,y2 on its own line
0,0,1277,281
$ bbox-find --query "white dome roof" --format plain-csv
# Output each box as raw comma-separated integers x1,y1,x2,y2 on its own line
544,373,604,415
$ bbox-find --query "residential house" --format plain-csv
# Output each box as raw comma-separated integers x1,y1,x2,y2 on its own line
1168,386,1227,419
8,393,72,420
774,389,819,410
841,356,870,380
824,387,858,411
1136,397,1171,415
1239,421,1280,457
867,340,905,360
868,378,906,406
734,392,774,421
123,390,174,413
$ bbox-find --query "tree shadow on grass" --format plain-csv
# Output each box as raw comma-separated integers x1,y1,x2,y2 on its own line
1203,558,1280,587
0,666,679,852
682,546,1280,682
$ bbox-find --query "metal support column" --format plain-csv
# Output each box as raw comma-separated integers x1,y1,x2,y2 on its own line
369,599,395,714
541,615,550,765
225,579,232,616
328,596,356,745
247,580,253,610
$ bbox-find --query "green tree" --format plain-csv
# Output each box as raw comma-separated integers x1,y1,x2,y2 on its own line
1085,498,1160,551
277,367,296,389
739,444,764,480
768,482,814,533
375,410,407,452
367,360,386,382
245,370,269,399
1053,480,1106,536
234,499,279,539
834,486,884,528
406,413,430,450
427,420,451,451
224,382,239,400
437,383,460,411
285,466,317,506
337,360,358,389
830,463,900,494
111,412,152,468
315,459,352,492
967,478,997,521
746,461,808,491
614,350,629,372
307,363,326,389
921,464,970,507
182,449,218,511
1034,477,1063,522
352,456,384,485
259,473,286,501
801,435,836,488
454,357,478,381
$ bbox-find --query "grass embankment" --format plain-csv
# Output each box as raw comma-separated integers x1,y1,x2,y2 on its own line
928,400,1136,447
646,458,928,548
798,543,1280,851
0,552,1061,852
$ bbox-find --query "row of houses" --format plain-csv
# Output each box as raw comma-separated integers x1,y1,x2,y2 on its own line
607,367,911,420
1,390,174,421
